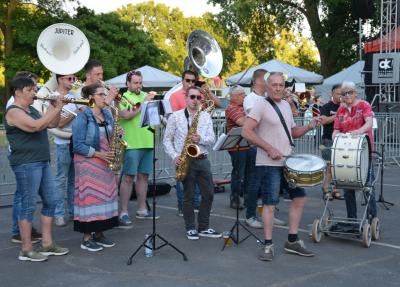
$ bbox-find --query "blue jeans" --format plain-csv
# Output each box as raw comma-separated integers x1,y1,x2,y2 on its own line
245,146,260,219
344,165,377,219
11,161,59,223
229,149,248,199
176,181,200,211
54,144,75,218
257,166,305,205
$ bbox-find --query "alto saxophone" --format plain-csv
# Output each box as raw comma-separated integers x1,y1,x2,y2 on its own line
108,106,128,171
176,106,202,181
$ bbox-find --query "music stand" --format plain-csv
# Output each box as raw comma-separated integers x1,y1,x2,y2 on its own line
127,100,187,264
376,145,394,209
213,127,264,250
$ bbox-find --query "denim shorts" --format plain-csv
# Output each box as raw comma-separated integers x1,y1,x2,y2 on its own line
321,139,333,162
257,166,306,205
122,148,153,175
11,161,59,222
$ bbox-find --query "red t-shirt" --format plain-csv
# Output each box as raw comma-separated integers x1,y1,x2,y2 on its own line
169,88,186,112
334,100,374,150
225,103,245,132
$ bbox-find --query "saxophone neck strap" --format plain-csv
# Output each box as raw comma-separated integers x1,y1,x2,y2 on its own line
184,108,190,130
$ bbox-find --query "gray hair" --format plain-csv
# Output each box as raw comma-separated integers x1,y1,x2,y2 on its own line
341,81,356,91
229,85,245,95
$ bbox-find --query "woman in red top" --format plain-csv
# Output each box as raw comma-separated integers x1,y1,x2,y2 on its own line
332,81,377,221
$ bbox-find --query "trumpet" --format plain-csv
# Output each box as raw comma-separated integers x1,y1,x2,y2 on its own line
114,94,141,111
33,95,94,107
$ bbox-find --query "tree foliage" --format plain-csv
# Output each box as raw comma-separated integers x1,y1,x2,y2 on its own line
208,0,380,76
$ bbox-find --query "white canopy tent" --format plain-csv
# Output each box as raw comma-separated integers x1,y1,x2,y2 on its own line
225,59,323,86
106,65,181,88
315,61,365,103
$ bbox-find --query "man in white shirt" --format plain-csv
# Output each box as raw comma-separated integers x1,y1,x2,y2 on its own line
163,86,221,240
53,74,80,226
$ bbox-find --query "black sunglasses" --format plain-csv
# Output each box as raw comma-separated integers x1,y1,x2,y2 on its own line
185,79,196,83
189,94,202,100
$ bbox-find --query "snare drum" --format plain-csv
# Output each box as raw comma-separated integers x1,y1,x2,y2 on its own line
284,154,326,188
331,134,370,189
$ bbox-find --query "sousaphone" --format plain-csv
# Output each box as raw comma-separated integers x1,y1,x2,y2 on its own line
34,23,90,139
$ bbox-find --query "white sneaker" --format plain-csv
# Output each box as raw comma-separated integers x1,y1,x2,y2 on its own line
245,217,263,229
55,217,67,227
274,217,287,226
186,229,199,240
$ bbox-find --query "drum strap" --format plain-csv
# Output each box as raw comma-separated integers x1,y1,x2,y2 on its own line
266,97,295,147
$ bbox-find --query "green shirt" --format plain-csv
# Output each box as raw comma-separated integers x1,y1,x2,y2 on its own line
119,90,154,149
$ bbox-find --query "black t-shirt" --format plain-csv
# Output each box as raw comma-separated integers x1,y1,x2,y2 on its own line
320,100,340,140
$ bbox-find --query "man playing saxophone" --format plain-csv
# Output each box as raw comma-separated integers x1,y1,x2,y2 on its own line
163,86,221,240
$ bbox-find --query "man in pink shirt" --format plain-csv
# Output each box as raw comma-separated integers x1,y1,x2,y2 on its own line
169,70,198,112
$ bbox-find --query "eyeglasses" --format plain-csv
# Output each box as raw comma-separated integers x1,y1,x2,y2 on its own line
341,91,354,97
185,79,196,83
189,94,202,100
61,76,76,82
94,92,107,97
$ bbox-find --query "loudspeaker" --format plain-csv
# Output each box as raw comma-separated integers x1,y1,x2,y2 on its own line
352,0,375,19
130,182,171,200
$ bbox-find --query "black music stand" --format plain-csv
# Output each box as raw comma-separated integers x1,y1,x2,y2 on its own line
213,127,264,250
127,100,187,264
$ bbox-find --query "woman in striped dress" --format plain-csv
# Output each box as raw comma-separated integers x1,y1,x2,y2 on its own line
72,83,119,252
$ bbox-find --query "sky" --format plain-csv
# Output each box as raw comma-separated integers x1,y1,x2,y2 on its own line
70,0,221,16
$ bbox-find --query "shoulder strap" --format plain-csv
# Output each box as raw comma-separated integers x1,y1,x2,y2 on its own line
266,97,295,147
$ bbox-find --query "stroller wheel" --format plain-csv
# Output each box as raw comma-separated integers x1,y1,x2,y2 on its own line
371,217,380,241
312,219,322,243
362,223,371,248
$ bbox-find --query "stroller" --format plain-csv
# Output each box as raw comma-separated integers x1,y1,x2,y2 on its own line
311,134,382,248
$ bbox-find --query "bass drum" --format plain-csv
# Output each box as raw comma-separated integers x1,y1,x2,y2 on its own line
284,154,326,188
331,134,370,189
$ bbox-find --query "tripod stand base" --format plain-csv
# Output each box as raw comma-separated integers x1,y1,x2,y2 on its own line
127,233,188,265
377,195,394,210
222,220,264,251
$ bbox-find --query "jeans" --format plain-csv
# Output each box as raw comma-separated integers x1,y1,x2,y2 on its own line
257,166,305,205
11,187,22,235
54,144,75,218
11,161,59,223
176,181,201,211
182,159,214,231
245,146,260,219
229,149,248,199
344,165,377,219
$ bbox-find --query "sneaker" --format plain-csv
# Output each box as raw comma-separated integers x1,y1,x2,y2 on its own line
11,234,39,244
55,217,67,227
31,228,42,240
274,217,287,226
136,210,160,220
284,240,315,257
118,214,133,229
93,236,115,248
177,208,183,217
245,217,263,229
38,243,69,256
198,228,222,238
18,250,48,262
186,229,199,240
81,239,103,252
258,244,275,261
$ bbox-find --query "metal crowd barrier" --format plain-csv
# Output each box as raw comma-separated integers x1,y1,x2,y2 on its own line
1,112,400,204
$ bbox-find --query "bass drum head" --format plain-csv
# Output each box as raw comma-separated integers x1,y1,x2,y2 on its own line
285,154,326,172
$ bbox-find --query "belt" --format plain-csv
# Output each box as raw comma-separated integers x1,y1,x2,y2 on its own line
194,154,207,160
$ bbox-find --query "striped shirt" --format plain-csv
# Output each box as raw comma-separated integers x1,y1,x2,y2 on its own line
225,103,245,132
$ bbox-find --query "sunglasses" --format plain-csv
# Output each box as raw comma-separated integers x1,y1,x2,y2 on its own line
185,79,196,83
61,76,76,82
189,94,202,100
341,91,354,97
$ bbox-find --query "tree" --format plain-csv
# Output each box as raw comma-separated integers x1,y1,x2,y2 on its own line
116,1,236,76
208,0,379,76
0,0,75,106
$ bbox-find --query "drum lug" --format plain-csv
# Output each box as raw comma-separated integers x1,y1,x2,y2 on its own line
288,179,297,189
